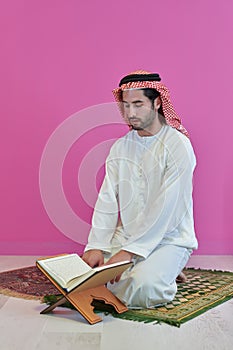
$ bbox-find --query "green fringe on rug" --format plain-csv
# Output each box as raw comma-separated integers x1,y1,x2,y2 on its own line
43,294,76,310
42,294,233,327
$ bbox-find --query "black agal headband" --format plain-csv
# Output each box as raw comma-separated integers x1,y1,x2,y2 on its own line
119,73,161,86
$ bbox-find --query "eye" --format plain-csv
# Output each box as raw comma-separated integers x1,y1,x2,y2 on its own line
123,102,130,109
135,103,143,108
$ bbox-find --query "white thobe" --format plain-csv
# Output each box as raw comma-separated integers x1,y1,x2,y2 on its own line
85,125,198,307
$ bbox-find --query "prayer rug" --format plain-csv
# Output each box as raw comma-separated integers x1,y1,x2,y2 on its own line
0,266,232,327
0,266,58,300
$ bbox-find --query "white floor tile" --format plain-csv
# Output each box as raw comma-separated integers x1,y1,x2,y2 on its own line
0,294,9,309
35,332,101,350
42,308,104,333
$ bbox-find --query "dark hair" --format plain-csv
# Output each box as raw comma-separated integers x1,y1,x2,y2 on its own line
142,88,166,123
142,88,160,108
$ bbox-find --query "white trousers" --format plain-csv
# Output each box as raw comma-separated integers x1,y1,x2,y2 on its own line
107,244,192,308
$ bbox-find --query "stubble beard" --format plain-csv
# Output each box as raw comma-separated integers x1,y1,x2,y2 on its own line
129,111,156,131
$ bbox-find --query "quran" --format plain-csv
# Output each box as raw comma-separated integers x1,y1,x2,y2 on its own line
36,254,132,292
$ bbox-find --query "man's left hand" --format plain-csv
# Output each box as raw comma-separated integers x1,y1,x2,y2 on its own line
105,250,134,284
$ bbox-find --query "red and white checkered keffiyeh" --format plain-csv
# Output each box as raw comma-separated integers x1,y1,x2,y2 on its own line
112,70,189,138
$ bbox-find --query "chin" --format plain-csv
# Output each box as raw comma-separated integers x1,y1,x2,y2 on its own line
131,125,144,130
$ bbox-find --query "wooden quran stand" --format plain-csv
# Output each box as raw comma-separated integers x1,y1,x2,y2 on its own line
37,260,128,324
40,284,128,324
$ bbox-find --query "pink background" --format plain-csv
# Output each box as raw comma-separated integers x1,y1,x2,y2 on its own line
0,0,232,256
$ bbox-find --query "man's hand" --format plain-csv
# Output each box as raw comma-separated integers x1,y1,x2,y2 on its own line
82,249,104,268
105,250,134,284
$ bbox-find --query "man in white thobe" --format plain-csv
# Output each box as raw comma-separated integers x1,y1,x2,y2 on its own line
82,71,198,308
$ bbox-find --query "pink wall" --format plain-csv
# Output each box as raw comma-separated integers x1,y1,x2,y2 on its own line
0,0,232,255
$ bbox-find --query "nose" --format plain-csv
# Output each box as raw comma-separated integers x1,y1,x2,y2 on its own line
128,104,136,118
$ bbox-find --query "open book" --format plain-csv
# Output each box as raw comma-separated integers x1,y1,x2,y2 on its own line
36,254,132,292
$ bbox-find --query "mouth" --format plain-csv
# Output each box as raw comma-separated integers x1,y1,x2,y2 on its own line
129,118,141,123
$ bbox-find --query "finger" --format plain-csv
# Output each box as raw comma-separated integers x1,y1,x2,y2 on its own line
98,257,105,266
115,273,122,283
109,274,121,284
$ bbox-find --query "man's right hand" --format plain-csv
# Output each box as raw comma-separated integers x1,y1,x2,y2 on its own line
82,249,104,268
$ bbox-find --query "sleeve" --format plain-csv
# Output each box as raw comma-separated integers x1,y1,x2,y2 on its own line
121,134,196,259
84,152,119,253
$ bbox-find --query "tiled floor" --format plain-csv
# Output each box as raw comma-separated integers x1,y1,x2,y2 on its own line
0,255,233,350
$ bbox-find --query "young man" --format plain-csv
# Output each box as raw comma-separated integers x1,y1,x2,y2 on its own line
82,70,198,308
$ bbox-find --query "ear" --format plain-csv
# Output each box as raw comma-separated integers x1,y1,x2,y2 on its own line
154,96,162,111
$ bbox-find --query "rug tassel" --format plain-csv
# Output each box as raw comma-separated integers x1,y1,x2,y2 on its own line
0,288,43,300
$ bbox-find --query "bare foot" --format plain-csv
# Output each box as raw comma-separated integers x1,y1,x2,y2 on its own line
176,271,187,283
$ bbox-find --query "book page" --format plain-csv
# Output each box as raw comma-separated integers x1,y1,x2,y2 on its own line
39,254,92,286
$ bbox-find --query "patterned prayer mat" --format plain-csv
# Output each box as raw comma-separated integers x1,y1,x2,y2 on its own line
0,266,232,327
0,266,58,300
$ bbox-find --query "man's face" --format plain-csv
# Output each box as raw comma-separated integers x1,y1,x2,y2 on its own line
122,89,158,131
